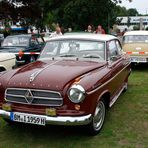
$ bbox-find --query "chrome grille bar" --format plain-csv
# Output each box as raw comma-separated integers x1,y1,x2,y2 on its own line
5,88,63,107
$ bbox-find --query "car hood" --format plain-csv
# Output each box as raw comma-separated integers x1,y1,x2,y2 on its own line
5,59,106,91
0,46,26,53
0,53,15,62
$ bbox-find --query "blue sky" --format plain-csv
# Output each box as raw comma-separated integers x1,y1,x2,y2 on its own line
119,0,148,14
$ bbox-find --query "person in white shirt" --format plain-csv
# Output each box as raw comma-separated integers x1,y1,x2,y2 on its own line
51,27,63,37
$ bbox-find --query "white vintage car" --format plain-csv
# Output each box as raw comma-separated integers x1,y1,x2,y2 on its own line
122,31,148,63
0,53,16,72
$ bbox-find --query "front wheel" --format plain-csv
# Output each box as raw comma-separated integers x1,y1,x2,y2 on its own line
87,100,106,136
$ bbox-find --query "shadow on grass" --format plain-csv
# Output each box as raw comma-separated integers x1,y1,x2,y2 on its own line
0,119,98,147
1,120,93,138
131,63,148,71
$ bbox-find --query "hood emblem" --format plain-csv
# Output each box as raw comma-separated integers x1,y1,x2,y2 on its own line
25,89,34,104
30,71,39,83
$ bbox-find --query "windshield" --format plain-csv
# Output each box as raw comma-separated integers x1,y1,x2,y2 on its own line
39,40,105,61
2,36,29,47
123,35,148,43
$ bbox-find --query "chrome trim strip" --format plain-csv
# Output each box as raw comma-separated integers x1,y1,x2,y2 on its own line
6,88,62,96
6,94,63,101
109,83,126,107
3,100,63,107
16,60,25,64
6,94,25,98
0,110,92,126
87,62,131,95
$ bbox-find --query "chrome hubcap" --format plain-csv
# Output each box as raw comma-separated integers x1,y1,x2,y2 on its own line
93,101,105,131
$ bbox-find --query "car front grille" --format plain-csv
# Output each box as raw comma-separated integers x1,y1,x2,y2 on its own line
5,88,63,107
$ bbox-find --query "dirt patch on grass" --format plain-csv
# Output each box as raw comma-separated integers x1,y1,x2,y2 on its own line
119,139,129,146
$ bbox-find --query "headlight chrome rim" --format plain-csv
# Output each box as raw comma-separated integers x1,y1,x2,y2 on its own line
68,84,86,103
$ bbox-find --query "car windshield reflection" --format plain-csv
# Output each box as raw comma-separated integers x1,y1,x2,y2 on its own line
2,36,29,47
123,35,148,43
39,40,105,61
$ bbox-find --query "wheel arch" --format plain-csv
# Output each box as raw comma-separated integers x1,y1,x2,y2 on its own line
0,66,6,72
98,90,111,109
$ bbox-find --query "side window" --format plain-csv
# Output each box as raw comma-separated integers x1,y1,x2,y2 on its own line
108,40,118,61
115,40,122,55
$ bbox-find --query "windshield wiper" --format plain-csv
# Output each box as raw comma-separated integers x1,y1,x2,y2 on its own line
59,54,76,57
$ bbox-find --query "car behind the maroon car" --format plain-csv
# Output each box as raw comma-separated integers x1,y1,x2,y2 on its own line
0,34,45,66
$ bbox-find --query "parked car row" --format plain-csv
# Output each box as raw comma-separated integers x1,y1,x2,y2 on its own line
0,33,131,135
0,30,148,73
0,30,147,135
0,34,45,66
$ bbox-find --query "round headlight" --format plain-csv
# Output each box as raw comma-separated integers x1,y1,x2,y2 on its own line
68,84,86,103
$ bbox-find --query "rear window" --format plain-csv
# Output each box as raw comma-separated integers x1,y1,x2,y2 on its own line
123,35,148,43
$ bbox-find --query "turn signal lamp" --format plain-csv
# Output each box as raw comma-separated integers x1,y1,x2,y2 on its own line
46,108,57,116
75,104,81,111
2,103,12,111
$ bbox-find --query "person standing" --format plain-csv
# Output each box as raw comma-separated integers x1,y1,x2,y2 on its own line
95,25,105,34
51,27,63,37
85,25,93,33
109,27,117,36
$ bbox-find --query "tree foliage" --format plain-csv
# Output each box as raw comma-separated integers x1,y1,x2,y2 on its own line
115,5,139,16
128,8,139,16
0,0,133,31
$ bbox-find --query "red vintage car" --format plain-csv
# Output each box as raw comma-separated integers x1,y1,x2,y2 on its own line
0,33,131,135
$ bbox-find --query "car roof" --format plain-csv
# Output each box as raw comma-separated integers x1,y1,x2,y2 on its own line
49,33,117,42
124,31,148,36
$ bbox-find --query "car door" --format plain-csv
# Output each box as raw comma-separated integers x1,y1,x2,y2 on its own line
107,39,124,96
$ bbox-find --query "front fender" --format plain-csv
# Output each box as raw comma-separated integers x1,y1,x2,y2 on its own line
0,65,6,71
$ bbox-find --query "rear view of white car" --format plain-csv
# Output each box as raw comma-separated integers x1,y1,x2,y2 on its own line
122,31,148,63
0,53,16,72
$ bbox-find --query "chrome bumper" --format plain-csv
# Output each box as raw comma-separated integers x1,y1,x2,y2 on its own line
16,60,26,64
0,110,92,126
130,57,148,63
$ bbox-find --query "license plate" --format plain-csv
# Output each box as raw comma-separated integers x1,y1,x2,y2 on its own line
10,112,46,126
130,57,147,62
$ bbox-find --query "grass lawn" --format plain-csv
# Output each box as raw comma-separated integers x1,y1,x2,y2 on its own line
0,65,148,148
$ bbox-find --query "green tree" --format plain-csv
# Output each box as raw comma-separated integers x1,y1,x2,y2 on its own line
0,0,133,32
128,8,139,16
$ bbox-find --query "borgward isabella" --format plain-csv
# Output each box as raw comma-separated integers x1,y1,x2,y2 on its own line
0,33,131,135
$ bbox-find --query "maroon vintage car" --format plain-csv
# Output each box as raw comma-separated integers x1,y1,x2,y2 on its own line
0,33,131,135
